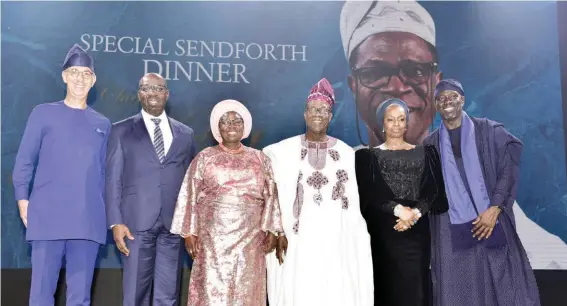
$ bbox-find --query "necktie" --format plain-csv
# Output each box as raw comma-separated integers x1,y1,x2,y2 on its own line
151,118,165,163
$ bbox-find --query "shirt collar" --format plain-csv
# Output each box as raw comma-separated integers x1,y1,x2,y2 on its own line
141,109,167,123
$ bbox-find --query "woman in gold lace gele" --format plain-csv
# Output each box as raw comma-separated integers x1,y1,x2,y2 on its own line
170,99,285,306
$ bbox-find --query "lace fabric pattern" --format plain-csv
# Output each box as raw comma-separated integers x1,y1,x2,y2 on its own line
373,146,425,211
292,135,350,233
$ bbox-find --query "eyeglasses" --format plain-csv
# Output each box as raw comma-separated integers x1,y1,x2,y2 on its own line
219,119,244,127
139,84,168,93
306,107,331,116
435,92,461,104
66,69,94,79
352,60,437,89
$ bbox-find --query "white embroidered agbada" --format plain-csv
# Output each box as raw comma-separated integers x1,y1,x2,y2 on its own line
264,135,373,306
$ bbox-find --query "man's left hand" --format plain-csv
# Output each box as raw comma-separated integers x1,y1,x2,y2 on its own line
472,206,502,240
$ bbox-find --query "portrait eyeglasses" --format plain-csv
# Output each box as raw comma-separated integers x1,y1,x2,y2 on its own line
352,61,438,89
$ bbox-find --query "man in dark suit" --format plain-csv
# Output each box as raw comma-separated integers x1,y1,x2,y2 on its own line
105,73,196,306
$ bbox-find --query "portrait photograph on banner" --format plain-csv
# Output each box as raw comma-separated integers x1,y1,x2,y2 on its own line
2,1,567,305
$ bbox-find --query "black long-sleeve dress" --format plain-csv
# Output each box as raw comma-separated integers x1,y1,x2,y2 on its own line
355,145,448,306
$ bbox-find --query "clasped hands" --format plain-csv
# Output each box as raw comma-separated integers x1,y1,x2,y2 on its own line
393,206,420,232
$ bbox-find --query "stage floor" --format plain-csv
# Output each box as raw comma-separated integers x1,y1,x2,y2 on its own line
2,269,566,305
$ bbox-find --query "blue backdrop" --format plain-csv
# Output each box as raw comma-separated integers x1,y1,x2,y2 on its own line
2,1,566,269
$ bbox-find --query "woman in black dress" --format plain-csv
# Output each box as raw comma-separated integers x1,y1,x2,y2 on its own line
355,99,448,306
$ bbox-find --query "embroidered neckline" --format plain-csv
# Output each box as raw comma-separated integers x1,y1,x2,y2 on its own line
299,134,340,170
300,134,337,149
219,142,244,154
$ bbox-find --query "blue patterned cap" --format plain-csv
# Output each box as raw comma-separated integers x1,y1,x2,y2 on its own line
62,44,94,72
434,79,464,97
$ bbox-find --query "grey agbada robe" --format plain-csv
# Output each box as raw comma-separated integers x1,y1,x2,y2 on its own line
424,116,540,306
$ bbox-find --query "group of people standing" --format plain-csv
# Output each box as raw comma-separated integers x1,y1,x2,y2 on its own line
13,44,540,306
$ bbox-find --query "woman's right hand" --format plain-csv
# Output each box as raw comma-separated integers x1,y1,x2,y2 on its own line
185,235,200,259
398,206,417,222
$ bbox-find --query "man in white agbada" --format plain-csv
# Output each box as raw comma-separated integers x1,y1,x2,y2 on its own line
340,0,567,269
263,78,373,306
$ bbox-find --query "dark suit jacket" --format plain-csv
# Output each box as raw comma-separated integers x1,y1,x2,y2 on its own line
105,113,196,231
